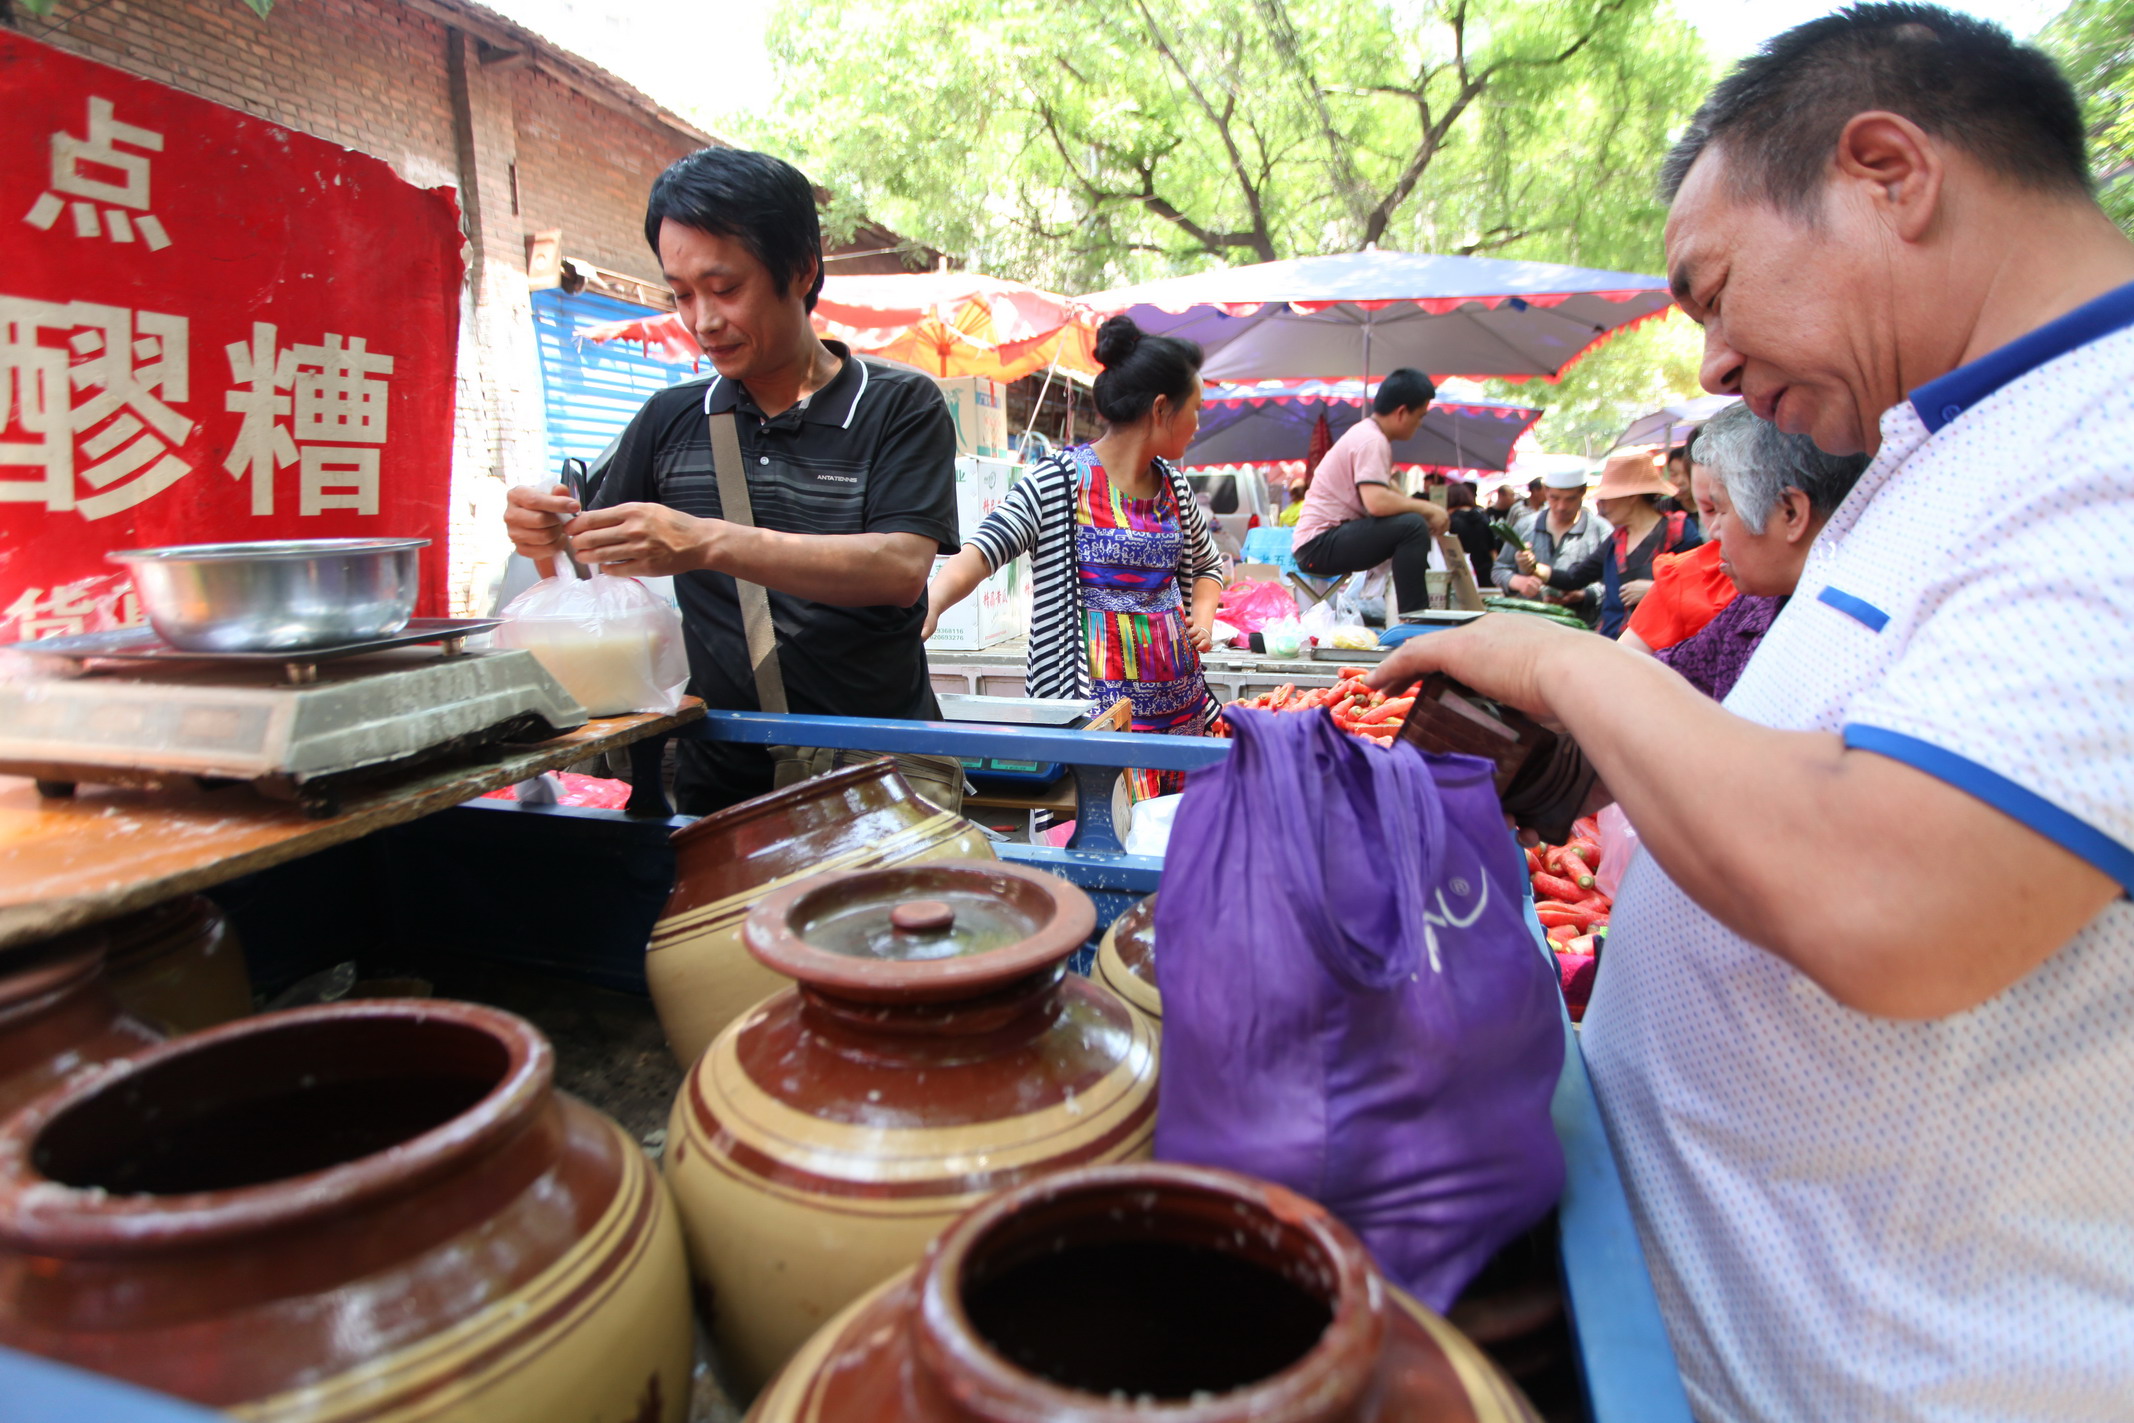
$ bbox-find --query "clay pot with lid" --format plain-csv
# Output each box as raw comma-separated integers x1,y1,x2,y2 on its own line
0,931,162,1124
664,858,1158,1394
101,893,254,1034
1095,891,1161,1027
0,1000,693,1423
752,1162,1540,1423
647,758,994,1068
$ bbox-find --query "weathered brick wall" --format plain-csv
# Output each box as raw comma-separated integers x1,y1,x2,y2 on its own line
514,71,695,285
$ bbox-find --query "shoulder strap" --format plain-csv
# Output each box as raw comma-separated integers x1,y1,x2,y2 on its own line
707,409,788,714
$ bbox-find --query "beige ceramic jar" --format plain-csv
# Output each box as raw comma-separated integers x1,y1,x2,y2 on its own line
751,1162,1539,1423
1094,891,1161,1028
101,894,254,1034
0,1000,693,1423
647,758,993,1067
664,859,1158,1395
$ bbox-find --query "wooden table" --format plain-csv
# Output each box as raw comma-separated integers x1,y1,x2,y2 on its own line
0,702,703,951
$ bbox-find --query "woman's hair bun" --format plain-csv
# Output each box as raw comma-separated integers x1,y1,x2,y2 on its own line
1094,315,1144,369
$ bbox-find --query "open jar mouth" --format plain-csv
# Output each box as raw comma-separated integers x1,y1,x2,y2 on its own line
0,1001,548,1257
915,1163,1385,1422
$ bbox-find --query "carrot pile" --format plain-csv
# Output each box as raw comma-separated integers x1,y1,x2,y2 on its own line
1531,815,1610,957
1210,669,1420,745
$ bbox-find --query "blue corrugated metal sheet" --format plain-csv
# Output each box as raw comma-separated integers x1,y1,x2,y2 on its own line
530,288,697,478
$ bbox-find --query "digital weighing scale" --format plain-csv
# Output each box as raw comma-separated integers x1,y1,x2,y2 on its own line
0,619,588,816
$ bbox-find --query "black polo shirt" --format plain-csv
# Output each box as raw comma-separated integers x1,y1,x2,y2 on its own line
591,341,958,725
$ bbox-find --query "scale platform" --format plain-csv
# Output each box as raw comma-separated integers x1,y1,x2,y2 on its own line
0,627,588,816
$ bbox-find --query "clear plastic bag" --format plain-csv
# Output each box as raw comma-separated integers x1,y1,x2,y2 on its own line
1595,801,1641,898
495,571,690,716
1263,617,1306,658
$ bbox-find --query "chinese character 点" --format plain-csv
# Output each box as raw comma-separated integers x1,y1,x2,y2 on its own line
22,97,171,250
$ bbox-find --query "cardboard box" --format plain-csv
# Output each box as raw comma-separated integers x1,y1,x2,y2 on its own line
937,376,1010,458
927,552,1027,650
954,455,1017,540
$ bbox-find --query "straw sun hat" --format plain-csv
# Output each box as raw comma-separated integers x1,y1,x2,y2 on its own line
1589,448,1676,501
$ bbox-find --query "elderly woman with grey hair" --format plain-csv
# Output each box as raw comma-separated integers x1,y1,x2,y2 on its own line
1653,403,1869,700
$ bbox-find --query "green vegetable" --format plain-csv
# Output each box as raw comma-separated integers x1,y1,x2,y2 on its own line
1489,520,1529,553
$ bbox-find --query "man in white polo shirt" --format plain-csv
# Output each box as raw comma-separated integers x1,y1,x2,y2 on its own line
1372,6,2134,1418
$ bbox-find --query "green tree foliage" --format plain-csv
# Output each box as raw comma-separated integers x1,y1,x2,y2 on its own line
2045,0,2134,233
743,0,1707,291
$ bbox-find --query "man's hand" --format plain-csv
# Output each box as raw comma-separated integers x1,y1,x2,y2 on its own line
566,503,715,578
504,483,580,562
1560,587,1586,607
1515,549,1538,574
1509,573,1544,598
1364,612,1593,716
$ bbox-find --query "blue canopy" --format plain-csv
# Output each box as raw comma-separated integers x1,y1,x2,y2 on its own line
1081,250,1672,383
1187,380,1543,472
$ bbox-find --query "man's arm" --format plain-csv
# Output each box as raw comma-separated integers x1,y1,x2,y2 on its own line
1360,481,1450,531
1367,618,2119,1019
569,506,933,607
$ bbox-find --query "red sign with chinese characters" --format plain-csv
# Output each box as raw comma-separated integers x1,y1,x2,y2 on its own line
0,32,463,641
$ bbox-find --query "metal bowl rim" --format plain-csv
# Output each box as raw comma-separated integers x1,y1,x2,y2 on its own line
107,538,431,564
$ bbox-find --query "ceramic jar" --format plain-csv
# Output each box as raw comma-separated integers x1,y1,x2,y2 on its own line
752,1161,1540,1423
648,758,994,1068
665,859,1158,1394
1094,892,1161,1027
101,894,254,1034
0,1000,694,1423
0,932,162,1124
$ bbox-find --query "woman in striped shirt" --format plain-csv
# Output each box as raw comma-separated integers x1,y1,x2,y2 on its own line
925,317,1226,793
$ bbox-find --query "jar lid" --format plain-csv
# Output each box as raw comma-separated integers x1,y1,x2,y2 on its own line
744,860,1095,1004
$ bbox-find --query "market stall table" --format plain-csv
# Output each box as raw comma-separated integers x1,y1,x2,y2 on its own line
0,701,704,951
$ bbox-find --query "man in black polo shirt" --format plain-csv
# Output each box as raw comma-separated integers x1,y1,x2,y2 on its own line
503,148,957,813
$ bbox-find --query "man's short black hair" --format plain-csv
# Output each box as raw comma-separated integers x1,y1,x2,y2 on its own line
1661,4,2089,216
1374,368,1436,416
645,148,826,311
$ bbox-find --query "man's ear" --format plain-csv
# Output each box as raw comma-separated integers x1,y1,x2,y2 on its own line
1832,110,1943,245
789,252,821,307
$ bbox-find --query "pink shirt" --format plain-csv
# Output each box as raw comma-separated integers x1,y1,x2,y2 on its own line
1292,418,1393,548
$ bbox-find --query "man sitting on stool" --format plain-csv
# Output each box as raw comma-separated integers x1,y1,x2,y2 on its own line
1289,368,1449,616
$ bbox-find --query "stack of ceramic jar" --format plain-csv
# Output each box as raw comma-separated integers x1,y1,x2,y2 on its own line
0,761,1534,1422
0,898,696,1423
643,762,1535,1420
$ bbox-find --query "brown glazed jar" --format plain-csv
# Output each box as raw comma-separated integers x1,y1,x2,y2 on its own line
0,1001,693,1423
647,758,994,1067
1094,891,1161,1027
664,859,1158,1395
752,1162,1540,1423
101,894,254,1034
0,931,162,1124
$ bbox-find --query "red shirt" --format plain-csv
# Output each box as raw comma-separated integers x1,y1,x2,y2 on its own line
1627,539,1736,650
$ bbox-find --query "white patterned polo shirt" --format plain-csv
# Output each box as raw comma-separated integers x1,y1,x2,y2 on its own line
1582,281,2134,1422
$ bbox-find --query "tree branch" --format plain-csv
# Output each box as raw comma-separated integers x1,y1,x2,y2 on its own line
1130,0,1279,261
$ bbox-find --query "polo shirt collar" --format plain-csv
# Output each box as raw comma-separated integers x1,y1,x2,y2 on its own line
1910,278,2134,433
699,339,871,427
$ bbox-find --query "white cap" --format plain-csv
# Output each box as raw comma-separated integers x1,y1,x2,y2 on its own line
1542,466,1588,489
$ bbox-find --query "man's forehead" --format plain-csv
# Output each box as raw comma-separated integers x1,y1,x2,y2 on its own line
1663,152,1733,289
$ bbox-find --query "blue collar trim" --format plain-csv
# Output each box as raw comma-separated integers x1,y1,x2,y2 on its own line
1911,279,2134,433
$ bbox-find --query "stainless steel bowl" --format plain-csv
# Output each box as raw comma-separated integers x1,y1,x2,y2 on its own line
108,538,430,652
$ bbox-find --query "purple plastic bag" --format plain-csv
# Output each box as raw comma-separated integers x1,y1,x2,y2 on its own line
1152,708,1565,1309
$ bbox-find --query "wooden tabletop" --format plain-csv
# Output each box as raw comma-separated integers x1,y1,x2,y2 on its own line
0,701,703,951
